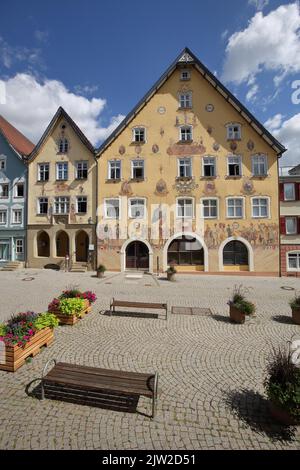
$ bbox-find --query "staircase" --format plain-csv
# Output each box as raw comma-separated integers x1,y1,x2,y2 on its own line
69,262,87,273
1,261,23,271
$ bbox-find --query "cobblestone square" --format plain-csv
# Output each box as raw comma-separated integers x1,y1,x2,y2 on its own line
0,269,299,450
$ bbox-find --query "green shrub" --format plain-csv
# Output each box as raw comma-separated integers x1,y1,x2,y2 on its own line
33,312,59,330
0,324,7,336
235,300,255,315
289,295,300,309
167,266,177,274
97,264,106,273
59,298,86,316
264,345,300,418
229,284,255,315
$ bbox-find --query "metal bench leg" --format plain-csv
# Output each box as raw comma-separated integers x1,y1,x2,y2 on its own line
152,372,158,419
41,358,57,400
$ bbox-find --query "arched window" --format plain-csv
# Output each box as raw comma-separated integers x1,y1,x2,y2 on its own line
168,236,204,266
37,231,50,257
223,240,248,266
56,231,69,257
58,138,69,154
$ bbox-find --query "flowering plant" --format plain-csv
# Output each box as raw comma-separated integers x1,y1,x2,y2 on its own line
81,291,97,304
0,311,58,348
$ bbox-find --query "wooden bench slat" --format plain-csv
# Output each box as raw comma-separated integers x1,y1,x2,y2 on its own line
44,373,153,397
112,301,166,309
54,362,153,381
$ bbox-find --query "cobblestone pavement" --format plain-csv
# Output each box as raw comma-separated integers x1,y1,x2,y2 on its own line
0,269,299,450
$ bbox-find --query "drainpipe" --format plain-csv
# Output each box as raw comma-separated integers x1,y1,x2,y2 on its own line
278,157,282,278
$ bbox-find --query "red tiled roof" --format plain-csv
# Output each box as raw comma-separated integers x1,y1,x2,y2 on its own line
0,115,35,156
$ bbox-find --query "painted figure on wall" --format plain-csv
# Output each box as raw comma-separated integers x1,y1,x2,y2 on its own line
204,222,279,249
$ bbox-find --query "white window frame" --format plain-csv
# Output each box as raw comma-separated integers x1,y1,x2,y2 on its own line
285,216,297,235
252,154,268,177
180,69,191,81
287,251,300,272
76,196,87,214
131,160,145,180
15,239,24,254
14,182,25,199
0,155,6,171
56,162,68,181
251,197,270,219
132,127,146,143
37,197,48,215
0,183,9,199
0,209,7,225
58,138,69,154
176,197,194,219
128,198,146,219
76,161,88,179
284,183,296,201
178,158,192,178
201,198,219,219
227,155,242,177
11,208,22,225
202,156,216,177
104,198,120,220
108,160,121,180
226,123,241,140
226,197,245,219
179,92,192,109
54,196,70,215
38,163,50,182
179,125,193,142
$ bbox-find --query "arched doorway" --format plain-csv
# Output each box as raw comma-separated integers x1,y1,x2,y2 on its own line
56,231,69,258
76,231,89,262
37,231,50,257
223,240,249,270
167,235,204,267
126,241,149,270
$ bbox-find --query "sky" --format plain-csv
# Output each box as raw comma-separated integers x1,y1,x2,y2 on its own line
0,0,299,166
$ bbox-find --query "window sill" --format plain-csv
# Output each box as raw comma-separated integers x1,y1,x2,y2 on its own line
200,176,217,180
56,180,69,182
37,180,49,183
227,138,241,142
75,177,88,181
106,179,121,183
130,178,145,183
131,141,146,145
225,175,242,180
178,107,193,111
251,175,269,179
178,140,193,144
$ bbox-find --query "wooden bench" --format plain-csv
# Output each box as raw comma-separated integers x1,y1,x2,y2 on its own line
41,360,158,418
109,298,168,320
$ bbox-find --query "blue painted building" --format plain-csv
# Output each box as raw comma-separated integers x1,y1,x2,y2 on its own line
0,116,34,266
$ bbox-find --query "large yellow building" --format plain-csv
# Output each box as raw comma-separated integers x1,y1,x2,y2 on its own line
96,48,286,276
27,107,97,271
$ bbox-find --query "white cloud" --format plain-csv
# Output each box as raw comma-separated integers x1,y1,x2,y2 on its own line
246,83,259,102
264,113,283,131
248,0,269,11
0,73,125,146
34,30,49,43
0,36,42,70
265,113,300,166
74,84,99,96
221,29,229,41
222,3,300,85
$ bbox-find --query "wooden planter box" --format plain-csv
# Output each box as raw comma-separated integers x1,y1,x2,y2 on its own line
269,401,300,426
0,327,54,372
291,307,300,325
229,305,246,324
49,299,91,325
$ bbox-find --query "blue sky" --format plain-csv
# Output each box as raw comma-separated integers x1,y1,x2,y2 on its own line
0,0,299,165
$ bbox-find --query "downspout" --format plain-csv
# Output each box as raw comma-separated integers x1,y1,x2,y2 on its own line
277,155,282,278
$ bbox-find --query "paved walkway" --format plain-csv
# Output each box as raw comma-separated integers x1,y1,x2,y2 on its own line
0,269,299,449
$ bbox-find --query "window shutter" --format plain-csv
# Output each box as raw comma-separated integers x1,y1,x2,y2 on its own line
295,183,300,201
279,183,284,201
280,217,286,235
298,217,300,235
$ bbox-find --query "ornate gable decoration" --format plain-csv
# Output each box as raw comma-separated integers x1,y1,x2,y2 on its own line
173,178,199,195
178,52,194,63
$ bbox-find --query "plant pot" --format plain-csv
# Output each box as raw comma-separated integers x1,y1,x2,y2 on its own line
0,327,54,372
269,401,300,426
167,272,176,281
229,305,246,324
291,307,300,325
49,299,91,325
97,271,105,278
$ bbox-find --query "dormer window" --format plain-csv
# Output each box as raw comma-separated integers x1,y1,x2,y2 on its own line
0,156,6,171
179,92,192,109
180,69,191,81
58,138,69,153
180,126,193,142
132,127,146,143
226,123,241,141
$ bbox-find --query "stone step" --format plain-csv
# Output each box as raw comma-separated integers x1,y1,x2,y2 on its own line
1,261,23,271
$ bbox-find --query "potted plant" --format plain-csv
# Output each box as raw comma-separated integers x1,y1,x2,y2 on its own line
228,285,255,324
48,286,97,325
97,264,106,278
289,294,300,325
166,265,177,281
0,311,58,372
264,344,300,425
